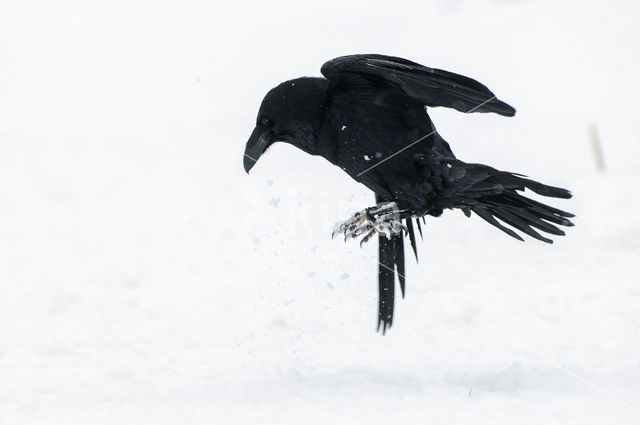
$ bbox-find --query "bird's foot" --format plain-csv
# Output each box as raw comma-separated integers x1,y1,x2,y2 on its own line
332,202,407,246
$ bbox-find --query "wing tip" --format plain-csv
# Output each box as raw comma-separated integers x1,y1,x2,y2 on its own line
494,100,516,117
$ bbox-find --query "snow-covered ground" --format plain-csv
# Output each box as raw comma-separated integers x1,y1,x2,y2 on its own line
1,0,639,423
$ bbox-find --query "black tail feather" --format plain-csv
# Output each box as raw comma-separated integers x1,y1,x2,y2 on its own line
491,207,553,243
514,175,572,199
373,161,572,333
473,207,525,242
466,169,574,243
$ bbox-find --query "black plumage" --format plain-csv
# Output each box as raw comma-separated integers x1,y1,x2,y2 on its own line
244,54,573,332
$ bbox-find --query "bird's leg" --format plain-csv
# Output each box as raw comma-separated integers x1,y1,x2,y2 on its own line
332,202,408,246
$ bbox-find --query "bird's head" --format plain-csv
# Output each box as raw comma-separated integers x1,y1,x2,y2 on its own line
243,77,327,173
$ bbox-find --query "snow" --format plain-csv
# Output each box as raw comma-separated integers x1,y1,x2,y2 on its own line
1,0,640,424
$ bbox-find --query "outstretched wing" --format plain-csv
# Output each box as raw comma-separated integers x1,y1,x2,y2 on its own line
321,54,515,117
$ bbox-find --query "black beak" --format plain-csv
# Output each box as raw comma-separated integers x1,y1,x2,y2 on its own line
243,126,271,173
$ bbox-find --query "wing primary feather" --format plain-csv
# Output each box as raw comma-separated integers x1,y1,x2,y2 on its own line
321,54,515,117
405,219,418,262
377,234,395,334
394,234,406,298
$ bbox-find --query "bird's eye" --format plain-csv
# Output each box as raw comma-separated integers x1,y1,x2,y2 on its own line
260,117,271,127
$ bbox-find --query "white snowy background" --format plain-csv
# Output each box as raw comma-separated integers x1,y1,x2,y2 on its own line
1,0,639,423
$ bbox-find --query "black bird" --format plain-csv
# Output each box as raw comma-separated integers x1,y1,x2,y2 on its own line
244,54,573,333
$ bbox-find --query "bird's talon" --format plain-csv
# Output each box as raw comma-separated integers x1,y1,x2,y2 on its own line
360,229,377,247
332,202,405,246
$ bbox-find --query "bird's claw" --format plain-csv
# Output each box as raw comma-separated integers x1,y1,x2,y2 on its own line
332,202,407,246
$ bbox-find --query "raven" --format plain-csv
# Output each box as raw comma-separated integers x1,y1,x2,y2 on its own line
244,54,573,333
